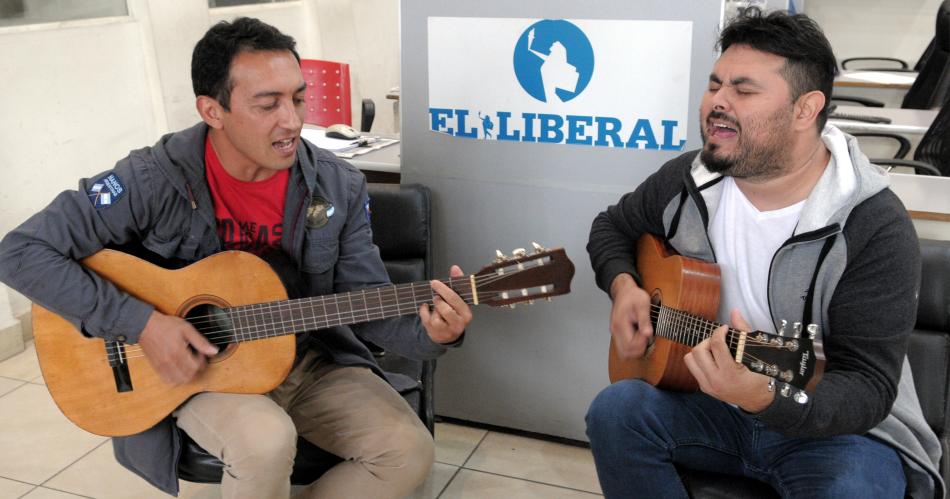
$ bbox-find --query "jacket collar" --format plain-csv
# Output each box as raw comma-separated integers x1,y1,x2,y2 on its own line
148,122,321,210
687,124,889,235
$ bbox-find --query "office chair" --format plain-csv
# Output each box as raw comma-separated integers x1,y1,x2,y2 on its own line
866,101,950,176
832,0,950,110
839,38,934,73
679,238,950,499
177,183,435,484
299,59,376,132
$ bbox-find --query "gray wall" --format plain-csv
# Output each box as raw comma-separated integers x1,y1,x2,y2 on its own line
401,0,723,440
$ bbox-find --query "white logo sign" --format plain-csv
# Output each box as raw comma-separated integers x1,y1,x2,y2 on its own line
428,17,693,151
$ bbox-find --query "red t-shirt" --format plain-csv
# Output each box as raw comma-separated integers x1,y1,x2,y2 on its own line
205,136,289,255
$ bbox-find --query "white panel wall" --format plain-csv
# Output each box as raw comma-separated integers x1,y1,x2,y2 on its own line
0,16,161,326
0,19,160,234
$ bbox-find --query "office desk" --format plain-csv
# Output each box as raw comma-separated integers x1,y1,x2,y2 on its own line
348,137,401,183
829,106,937,135
302,126,401,183
834,70,916,90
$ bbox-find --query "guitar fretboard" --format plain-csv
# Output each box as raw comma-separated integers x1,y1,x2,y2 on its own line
650,304,741,349
193,278,472,343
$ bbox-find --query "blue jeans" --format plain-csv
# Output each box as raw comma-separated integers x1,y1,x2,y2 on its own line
586,380,906,499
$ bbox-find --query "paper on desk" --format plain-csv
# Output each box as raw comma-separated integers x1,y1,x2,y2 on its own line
333,138,400,159
300,128,359,151
845,71,917,86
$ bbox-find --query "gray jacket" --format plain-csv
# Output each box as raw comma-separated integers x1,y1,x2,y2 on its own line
588,126,943,498
0,122,449,495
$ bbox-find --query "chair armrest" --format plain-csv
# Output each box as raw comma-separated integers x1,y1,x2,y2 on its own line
870,158,942,176
841,56,911,71
851,132,912,159
830,95,886,107
361,98,376,133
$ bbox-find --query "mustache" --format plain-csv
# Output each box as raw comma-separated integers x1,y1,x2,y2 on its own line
706,111,741,131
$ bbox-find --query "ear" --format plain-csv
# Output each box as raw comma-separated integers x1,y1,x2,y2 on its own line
793,90,826,132
196,95,226,129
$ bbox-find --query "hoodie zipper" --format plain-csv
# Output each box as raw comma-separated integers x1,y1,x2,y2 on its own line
765,223,841,330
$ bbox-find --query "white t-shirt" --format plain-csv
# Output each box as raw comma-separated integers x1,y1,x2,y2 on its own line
707,176,807,333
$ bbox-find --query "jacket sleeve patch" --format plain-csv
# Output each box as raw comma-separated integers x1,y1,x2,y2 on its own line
87,173,126,209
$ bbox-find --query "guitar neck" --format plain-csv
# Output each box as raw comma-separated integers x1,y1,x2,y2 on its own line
208,277,473,343
650,304,741,351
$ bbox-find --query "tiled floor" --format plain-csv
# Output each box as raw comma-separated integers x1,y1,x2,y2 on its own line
0,342,602,498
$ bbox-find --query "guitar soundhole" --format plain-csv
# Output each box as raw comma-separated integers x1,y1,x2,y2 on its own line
184,303,236,363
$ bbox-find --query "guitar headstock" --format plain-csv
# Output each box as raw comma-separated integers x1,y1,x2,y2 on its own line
733,320,825,404
472,243,575,308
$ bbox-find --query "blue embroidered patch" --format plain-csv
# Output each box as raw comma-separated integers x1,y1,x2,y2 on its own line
87,173,126,209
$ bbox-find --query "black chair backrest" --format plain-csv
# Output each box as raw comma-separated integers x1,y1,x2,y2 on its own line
913,104,950,176
367,183,431,283
902,0,950,109
906,239,950,435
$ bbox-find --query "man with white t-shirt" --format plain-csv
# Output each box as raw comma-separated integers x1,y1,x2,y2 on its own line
584,11,942,499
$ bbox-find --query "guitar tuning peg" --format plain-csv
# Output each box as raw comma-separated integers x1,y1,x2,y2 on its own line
495,250,507,262
532,242,545,253
793,390,809,404
780,383,792,398
527,299,535,305
793,322,803,338
512,248,527,258
778,319,787,336
806,324,818,340
507,303,517,309
768,379,776,392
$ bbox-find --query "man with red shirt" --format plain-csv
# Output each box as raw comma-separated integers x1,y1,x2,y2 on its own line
0,17,471,498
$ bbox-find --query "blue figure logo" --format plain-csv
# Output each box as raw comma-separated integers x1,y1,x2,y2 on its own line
478,111,495,139
513,20,594,103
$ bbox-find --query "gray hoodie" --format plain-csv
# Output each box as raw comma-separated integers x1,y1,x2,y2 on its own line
588,125,943,498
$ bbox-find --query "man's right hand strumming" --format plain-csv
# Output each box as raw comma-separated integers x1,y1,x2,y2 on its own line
609,273,654,360
139,310,219,385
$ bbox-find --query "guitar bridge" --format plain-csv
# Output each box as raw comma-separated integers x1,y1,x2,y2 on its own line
105,340,133,393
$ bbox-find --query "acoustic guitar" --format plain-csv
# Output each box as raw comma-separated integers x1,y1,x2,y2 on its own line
34,244,574,437
608,234,825,403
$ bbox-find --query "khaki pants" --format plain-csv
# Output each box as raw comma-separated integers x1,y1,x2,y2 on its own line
174,349,434,499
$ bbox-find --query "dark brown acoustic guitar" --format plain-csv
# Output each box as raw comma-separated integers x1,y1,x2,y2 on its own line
608,234,824,403
34,244,574,437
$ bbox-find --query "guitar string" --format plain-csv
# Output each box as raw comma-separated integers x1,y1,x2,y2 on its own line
106,303,797,374
108,289,477,362
128,266,532,343
103,264,553,362
650,305,802,375
178,263,543,327
105,299,795,366
121,263,536,349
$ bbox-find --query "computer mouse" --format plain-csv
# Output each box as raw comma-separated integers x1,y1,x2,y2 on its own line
325,124,360,140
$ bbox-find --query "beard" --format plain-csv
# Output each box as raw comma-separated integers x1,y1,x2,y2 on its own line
699,107,795,179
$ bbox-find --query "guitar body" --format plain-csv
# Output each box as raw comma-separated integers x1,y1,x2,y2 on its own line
608,234,721,391
33,250,295,437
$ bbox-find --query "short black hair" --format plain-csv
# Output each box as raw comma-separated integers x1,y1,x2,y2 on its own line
718,11,838,130
191,17,300,111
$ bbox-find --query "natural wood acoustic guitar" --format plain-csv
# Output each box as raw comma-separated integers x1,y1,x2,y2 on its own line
608,234,825,403
34,245,574,437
